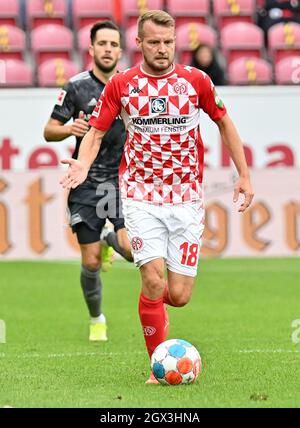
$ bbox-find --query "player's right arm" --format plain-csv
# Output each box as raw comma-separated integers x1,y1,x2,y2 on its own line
43,81,89,142
44,112,89,141
60,74,122,189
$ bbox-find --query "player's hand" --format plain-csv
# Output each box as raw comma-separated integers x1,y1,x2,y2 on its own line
60,158,88,189
70,111,89,137
233,176,254,213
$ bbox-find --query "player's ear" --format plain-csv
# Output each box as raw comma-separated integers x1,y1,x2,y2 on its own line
88,44,94,59
136,37,142,49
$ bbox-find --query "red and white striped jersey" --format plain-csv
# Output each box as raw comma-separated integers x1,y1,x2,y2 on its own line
89,64,226,205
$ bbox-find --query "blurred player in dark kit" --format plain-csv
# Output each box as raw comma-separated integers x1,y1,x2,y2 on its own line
44,21,133,342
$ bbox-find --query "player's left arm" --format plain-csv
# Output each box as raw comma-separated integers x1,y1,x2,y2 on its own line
216,113,254,213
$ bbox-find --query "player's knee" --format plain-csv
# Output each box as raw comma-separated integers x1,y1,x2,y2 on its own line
141,264,165,296
145,277,164,296
83,253,101,271
170,291,191,307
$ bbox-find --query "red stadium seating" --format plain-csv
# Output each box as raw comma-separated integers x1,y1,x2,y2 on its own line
221,22,264,64
0,25,26,61
125,24,143,66
268,22,300,64
31,24,73,65
73,0,114,30
163,0,210,26
228,57,272,85
275,55,300,84
176,23,217,64
38,58,80,86
27,0,67,30
214,0,255,30
124,0,164,28
78,24,92,68
0,0,20,27
0,59,33,87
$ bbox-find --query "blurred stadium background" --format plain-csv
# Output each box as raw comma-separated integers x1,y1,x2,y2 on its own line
0,0,300,408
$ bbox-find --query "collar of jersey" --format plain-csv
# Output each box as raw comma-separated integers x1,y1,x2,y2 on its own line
139,64,176,79
89,70,106,86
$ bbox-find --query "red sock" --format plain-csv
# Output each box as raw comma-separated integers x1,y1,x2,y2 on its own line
139,293,166,359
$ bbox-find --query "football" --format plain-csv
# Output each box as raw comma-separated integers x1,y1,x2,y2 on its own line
150,339,202,385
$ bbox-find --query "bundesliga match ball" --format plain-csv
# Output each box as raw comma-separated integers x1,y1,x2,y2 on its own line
151,339,202,385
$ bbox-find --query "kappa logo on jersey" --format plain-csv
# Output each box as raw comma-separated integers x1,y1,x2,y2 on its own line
130,86,142,94
91,100,102,118
173,82,188,95
131,236,143,252
56,89,67,106
150,97,167,114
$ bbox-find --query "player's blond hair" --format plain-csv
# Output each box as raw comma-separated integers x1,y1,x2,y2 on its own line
137,10,175,39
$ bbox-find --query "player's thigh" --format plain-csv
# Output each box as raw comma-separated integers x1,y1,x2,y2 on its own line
122,200,168,267
68,198,106,239
116,227,131,252
167,270,196,307
166,202,205,277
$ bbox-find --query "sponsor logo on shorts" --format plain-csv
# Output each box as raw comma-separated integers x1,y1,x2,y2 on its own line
131,236,143,252
143,326,156,336
150,97,167,114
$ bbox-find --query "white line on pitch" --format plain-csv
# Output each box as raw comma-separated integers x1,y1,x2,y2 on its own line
238,349,300,353
0,351,145,359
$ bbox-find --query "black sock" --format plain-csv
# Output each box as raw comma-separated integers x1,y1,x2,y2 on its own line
105,231,132,262
80,266,102,318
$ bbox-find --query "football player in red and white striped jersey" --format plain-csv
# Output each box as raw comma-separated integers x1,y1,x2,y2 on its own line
61,10,254,384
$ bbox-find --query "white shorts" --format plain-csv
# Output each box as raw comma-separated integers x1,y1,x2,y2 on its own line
122,199,205,277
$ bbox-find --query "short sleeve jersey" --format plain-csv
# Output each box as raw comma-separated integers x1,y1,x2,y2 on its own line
89,64,226,204
51,70,126,185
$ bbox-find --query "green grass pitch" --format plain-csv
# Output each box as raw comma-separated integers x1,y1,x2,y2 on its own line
0,258,300,408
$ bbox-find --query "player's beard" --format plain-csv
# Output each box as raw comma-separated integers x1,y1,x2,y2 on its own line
94,56,119,73
143,52,174,73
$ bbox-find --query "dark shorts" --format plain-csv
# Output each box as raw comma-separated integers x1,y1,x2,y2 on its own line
68,182,125,245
